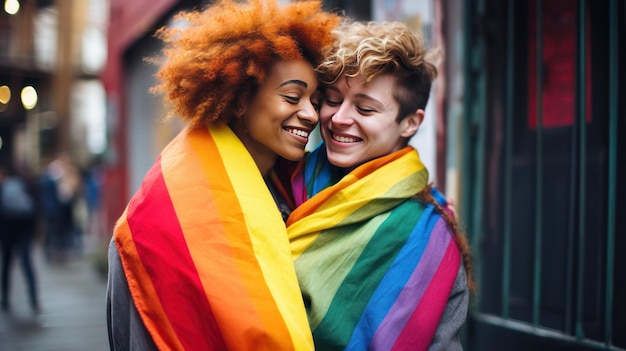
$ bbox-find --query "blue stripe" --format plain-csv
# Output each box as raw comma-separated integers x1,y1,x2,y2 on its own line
305,146,331,196
345,203,441,350
305,144,346,198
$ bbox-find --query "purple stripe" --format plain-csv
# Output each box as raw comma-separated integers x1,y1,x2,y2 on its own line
370,218,451,349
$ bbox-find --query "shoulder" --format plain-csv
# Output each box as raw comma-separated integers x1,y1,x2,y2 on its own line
107,240,158,350
428,262,469,351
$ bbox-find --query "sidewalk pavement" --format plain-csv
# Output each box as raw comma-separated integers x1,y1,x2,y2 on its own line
0,236,110,351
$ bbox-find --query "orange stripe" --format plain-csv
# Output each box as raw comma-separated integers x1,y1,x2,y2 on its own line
208,126,309,348
192,128,290,348
114,214,184,351
164,128,285,349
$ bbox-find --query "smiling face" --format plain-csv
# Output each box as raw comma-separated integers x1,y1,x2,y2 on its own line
319,73,423,169
233,59,320,176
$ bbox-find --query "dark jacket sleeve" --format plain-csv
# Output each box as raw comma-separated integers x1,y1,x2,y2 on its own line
106,239,158,351
428,263,469,351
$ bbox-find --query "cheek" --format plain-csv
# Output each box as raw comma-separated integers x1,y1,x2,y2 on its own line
244,114,261,132
319,106,335,124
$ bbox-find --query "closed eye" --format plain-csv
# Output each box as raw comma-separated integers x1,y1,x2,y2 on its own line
282,95,300,104
324,97,341,107
357,106,375,114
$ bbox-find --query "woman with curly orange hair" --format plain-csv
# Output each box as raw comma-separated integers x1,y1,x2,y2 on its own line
106,0,340,350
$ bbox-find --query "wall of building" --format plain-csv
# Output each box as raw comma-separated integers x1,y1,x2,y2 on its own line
100,0,181,235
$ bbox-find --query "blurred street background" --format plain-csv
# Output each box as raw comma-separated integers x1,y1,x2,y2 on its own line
0,0,624,350
0,236,108,351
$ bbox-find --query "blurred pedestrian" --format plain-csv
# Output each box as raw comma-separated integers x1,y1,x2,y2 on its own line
81,159,103,238
106,0,341,350
0,165,40,313
40,152,82,261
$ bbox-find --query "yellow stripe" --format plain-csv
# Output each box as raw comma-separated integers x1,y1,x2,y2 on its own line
317,151,424,213
289,151,425,259
212,126,314,350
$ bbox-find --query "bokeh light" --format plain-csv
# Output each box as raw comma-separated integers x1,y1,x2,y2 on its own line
21,85,38,110
4,0,20,15
0,85,10,112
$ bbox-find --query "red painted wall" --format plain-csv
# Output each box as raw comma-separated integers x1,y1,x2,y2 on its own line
100,0,179,237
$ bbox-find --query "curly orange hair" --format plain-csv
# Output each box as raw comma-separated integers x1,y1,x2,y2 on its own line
151,0,341,128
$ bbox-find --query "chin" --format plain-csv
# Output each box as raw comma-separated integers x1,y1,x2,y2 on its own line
281,150,306,162
327,155,356,168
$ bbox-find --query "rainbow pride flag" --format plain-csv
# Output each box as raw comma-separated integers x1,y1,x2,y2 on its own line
114,126,313,350
286,146,461,350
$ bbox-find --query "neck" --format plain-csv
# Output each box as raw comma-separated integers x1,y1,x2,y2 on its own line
229,121,276,177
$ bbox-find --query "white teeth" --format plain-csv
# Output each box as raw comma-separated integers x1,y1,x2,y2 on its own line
285,128,309,138
333,135,359,143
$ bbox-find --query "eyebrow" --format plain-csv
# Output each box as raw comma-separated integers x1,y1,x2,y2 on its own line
278,80,308,88
355,93,380,103
326,85,383,107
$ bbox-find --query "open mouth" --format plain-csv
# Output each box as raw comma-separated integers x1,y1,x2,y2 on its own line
331,132,362,143
284,127,310,138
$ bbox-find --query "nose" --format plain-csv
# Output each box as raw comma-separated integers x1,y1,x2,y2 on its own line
330,103,352,126
298,100,319,126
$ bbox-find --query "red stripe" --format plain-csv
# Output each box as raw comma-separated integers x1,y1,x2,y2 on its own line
391,239,461,351
127,157,226,350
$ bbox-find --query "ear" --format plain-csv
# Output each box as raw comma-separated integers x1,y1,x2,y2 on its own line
400,109,424,138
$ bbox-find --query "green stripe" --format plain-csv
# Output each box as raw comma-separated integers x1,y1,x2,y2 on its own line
312,200,424,350
296,212,391,330
295,167,428,331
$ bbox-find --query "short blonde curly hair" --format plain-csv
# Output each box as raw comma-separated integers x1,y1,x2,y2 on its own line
151,0,341,128
316,20,438,122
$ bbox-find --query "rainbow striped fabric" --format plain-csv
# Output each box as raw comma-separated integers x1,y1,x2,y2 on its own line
113,126,314,350
286,146,461,350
